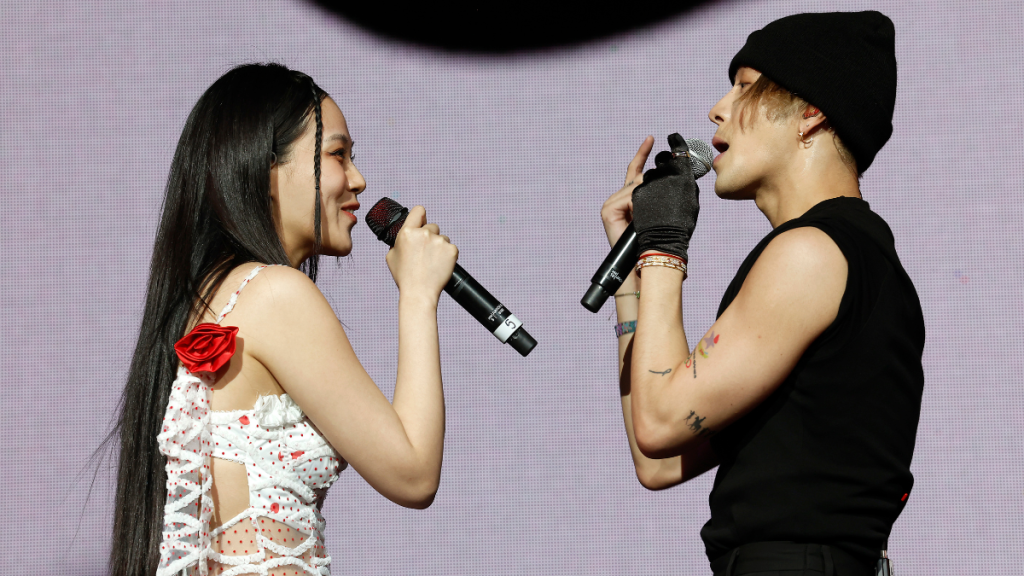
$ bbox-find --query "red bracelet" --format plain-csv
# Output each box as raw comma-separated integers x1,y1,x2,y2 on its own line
639,251,687,264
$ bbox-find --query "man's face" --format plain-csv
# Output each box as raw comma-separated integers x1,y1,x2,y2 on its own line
707,67,799,200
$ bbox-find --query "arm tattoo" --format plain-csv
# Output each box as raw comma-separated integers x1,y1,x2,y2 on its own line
698,331,719,359
684,409,715,438
685,331,721,379
648,368,672,376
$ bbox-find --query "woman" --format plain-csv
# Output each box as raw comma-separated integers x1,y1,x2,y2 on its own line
111,63,458,576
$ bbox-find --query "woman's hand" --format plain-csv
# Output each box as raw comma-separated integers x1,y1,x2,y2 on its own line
601,136,654,247
386,206,459,301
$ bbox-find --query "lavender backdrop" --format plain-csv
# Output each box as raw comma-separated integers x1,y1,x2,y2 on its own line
2,0,1022,574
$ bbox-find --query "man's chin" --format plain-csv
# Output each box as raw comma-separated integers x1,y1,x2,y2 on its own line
714,181,754,201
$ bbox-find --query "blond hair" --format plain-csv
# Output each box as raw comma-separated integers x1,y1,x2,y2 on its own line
735,74,859,175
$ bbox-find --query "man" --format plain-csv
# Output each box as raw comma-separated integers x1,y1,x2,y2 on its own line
601,11,924,576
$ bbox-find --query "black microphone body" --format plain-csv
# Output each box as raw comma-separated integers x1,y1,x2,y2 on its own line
366,197,537,357
581,223,638,312
445,264,536,355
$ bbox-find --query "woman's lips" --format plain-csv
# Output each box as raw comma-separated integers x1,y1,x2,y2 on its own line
341,206,358,223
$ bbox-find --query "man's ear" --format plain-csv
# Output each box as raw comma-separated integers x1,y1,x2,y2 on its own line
799,105,829,137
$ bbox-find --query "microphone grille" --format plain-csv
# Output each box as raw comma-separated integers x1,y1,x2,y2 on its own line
684,138,714,179
365,197,409,247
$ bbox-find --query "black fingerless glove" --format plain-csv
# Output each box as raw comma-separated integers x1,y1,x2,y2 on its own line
631,133,700,262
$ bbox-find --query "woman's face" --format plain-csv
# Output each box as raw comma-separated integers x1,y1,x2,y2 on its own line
707,67,798,200
271,97,365,265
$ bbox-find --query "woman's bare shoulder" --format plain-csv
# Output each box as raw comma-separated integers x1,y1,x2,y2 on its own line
226,265,351,382
229,264,332,317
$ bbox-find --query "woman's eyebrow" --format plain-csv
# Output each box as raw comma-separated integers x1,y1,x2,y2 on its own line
326,133,351,145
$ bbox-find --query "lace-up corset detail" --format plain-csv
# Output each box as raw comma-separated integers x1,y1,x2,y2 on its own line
157,265,346,576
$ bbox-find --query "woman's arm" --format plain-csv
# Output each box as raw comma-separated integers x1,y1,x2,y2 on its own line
605,138,718,489
243,206,456,509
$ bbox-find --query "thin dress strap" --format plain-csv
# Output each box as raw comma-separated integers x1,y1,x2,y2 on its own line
215,265,269,324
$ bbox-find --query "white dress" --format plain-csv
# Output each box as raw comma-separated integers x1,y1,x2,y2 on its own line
156,265,346,576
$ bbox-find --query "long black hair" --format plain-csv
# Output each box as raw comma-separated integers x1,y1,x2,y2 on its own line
110,63,326,575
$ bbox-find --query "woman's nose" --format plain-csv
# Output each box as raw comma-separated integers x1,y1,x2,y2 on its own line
349,166,366,194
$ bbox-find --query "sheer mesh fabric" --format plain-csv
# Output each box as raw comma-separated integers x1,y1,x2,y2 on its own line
208,516,325,576
157,266,345,576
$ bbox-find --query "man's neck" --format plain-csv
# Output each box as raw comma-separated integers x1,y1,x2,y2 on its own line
754,153,861,228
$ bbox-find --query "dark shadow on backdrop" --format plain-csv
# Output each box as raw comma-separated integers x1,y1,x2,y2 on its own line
309,3,712,52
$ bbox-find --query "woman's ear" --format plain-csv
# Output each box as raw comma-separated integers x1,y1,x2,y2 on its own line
269,162,280,201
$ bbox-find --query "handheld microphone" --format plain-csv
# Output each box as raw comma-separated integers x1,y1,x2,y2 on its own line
581,138,714,313
366,197,537,357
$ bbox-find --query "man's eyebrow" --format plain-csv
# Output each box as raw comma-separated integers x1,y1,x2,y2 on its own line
326,134,351,145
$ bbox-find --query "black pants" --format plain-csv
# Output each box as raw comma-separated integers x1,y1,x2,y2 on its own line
710,542,872,576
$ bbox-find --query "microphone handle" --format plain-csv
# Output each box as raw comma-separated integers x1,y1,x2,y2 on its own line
445,263,537,356
580,223,639,312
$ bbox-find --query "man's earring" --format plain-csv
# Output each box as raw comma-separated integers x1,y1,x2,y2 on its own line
798,131,813,148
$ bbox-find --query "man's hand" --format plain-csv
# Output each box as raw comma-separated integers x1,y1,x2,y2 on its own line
601,136,654,247
631,133,700,261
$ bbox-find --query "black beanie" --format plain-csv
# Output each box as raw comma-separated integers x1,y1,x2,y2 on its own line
728,11,897,172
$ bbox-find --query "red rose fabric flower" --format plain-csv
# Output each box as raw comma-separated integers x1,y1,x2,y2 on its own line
174,323,239,374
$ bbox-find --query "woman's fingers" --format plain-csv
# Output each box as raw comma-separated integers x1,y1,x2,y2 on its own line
624,136,655,185
401,205,427,230
422,223,440,236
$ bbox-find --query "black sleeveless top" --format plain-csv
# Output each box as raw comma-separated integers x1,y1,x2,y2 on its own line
700,197,925,566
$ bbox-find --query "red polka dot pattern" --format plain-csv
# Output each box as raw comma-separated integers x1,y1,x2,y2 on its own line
154,265,344,576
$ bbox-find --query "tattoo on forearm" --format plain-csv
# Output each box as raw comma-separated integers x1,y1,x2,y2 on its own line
684,409,715,438
648,368,672,376
684,331,721,379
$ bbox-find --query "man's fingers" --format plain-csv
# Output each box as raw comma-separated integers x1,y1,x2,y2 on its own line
654,150,674,168
667,133,687,153
625,136,655,185
667,133,695,176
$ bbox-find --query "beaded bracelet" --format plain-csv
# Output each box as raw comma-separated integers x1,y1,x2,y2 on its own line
614,320,637,337
635,254,687,279
614,291,640,299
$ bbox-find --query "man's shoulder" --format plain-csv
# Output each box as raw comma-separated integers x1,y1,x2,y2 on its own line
747,228,848,305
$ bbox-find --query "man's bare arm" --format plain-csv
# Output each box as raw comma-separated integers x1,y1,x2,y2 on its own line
630,227,847,457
